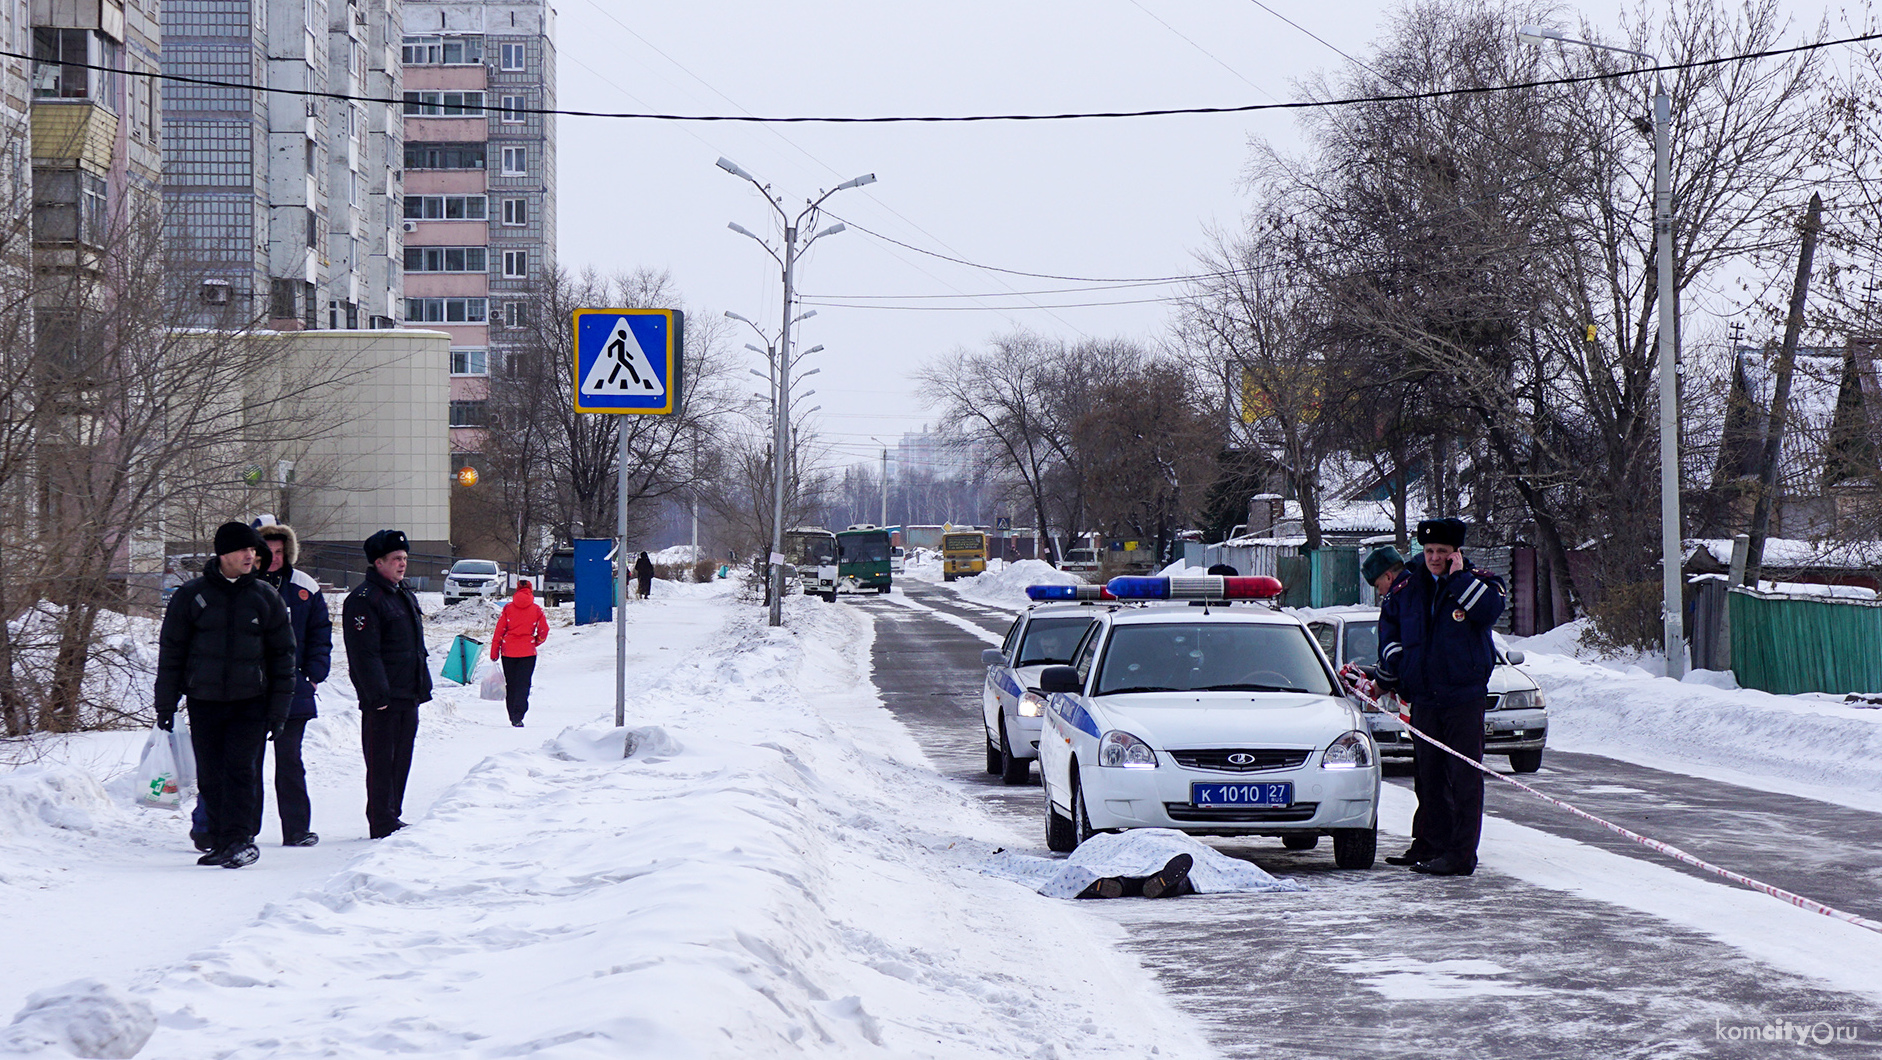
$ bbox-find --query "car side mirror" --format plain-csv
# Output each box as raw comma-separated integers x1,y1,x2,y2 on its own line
1505,650,1525,666
1038,666,1081,694
981,648,1006,667
440,569,450,576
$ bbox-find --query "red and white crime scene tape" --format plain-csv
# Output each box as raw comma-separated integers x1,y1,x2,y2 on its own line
1336,665,1882,936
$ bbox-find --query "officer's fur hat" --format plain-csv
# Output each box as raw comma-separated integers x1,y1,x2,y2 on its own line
1415,518,1467,549
364,528,410,562
257,522,299,567
1361,545,1405,584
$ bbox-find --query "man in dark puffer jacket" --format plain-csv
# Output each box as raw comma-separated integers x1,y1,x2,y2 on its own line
343,528,433,839
154,521,296,869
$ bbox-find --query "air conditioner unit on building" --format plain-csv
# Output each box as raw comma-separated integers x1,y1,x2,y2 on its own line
402,220,418,232
200,280,232,305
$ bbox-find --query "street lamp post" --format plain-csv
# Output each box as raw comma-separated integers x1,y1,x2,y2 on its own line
1518,25,1683,677
718,158,876,626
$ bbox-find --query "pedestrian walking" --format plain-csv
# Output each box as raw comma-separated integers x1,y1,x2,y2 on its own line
1375,518,1506,877
255,523,331,844
154,521,296,869
489,582,549,727
634,551,654,600
342,529,433,839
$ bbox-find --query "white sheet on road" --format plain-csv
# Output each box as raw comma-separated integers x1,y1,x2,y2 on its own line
984,828,1308,899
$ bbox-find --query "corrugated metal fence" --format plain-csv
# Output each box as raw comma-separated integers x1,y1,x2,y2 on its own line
1729,586,1882,694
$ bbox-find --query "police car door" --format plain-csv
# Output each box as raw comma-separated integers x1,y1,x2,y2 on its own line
986,616,1024,740
1040,620,1103,806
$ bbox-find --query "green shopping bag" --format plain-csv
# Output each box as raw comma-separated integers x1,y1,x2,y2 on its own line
442,633,483,685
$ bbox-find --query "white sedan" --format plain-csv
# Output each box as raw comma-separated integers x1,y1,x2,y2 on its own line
1037,601,1380,868
981,605,1099,785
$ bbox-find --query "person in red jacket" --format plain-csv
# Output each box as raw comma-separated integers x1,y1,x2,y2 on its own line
490,582,550,727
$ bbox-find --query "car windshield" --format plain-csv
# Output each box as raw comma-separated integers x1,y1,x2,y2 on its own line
452,561,499,575
1016,616,1095,667
1342,620,1379,667
1067,549,1097,563
840,535,891,563
544,554,573,578
1094,622,1336,697
789,536,836,565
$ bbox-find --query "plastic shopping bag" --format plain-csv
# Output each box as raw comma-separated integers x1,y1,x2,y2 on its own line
442,633,483,685
133,725,182,808
480,664,506,701
170,710,197,796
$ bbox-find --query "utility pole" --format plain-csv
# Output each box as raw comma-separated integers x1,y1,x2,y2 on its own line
880,444,889,529
1744,193,1824,587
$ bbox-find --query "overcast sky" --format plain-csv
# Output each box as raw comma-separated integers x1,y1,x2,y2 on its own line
554,1,1841,473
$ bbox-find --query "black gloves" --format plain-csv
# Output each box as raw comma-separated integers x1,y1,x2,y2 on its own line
156,708,175,732
268,707,289,742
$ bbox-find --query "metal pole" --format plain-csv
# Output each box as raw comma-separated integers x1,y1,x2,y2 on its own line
1654,82,1685,679
769,228,796,627
880,445,888,529
615,421,628,727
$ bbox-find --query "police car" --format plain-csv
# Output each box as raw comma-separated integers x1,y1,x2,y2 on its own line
1035,576,1380,868
981,595,1105,785
1303,606,1547,773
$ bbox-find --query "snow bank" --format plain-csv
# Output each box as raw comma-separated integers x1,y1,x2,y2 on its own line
1520,651,1882,805
0,979,155,1059
948,558,1078,610
0,766,114,843
131,592,1211,1058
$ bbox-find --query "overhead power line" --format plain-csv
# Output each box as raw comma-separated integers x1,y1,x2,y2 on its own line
1,31,1874,124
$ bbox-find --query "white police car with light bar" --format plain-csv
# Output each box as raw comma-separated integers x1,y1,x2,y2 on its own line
981,595,1108,785
1035,574,1380,868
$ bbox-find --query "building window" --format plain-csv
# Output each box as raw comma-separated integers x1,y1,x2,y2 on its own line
449,400,488,428
405,297,489,323
31,169,108,247
500,197,526,226
503,300,529,328
402,91,485,117
501,250,527,278
271,278,300,320
450,348,488,376
403,246,488,273
404,142,485,170
404,194,487,220
499,43,525,70
306,208,317,248
402,34,482,65
499,94,525,123
33,28,110,102
499,146,526,176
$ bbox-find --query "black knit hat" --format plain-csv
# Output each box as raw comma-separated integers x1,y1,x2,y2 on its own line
364,529,410,562
212,521,265,556
1415,518,1468,549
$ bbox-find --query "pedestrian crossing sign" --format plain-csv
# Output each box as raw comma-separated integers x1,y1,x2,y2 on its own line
572,308,683,414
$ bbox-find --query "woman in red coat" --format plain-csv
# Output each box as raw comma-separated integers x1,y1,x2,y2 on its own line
490,582,550,727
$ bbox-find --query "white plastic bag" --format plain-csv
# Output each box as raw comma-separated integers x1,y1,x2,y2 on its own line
133,725,181,808
480,664,506,701
170,711,197,796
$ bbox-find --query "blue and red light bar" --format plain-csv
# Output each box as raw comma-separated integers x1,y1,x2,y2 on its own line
1104,575,1284,601
1025,584,1118,601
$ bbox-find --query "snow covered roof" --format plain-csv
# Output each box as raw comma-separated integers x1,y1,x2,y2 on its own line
1687,537,1882,571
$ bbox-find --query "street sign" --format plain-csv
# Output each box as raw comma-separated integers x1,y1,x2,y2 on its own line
995,516,1011,531
572,308,684,414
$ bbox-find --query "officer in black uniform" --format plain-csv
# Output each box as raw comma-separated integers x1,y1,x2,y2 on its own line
343,529,433,839
1375,518,1505,876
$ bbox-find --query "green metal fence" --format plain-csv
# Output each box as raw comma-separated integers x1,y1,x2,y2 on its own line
1729,587,1882,695
1310,547,1361,608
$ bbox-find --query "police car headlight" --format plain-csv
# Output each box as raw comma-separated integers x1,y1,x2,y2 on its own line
1501,689,1543,710
1018,691,1047,718
1321,730,1373,769
1098,730,1158,768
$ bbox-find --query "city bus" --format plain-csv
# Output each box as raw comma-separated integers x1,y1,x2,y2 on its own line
836,524,893,594
783,526,838,602
942,529,988,582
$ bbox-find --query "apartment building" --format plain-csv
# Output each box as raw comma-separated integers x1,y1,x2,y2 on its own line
400,0,555,554
161,0,402,328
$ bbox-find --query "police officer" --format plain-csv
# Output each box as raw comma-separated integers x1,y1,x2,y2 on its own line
1375,518,1505,876
343,529,433,839
154,521,296,868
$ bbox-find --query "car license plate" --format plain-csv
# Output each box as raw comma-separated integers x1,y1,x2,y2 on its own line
1191,782,1293,807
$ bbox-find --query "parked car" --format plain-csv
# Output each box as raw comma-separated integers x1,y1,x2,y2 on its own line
540,548,575,606
1037,590,1379,867
441,559,506,605
981,605,1101,785
1060,548,1102,577
1302,606,1548,773
890,545,906,575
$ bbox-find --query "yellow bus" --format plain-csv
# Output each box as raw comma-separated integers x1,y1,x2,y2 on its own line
942,530,988,582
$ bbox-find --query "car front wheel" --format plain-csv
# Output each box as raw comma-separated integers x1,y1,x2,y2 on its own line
1332,824,1377,869
1508,749,1543,773
984,728,1002,775
999,718,1031,786
1045,783,1077,853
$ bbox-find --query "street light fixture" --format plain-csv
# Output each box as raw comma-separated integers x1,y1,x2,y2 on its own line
719,156,878,626
1519,25,1683,677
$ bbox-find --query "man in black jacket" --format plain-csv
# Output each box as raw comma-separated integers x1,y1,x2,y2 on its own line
1376,518,1506,877
154,521,297,869
343,529,433,839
